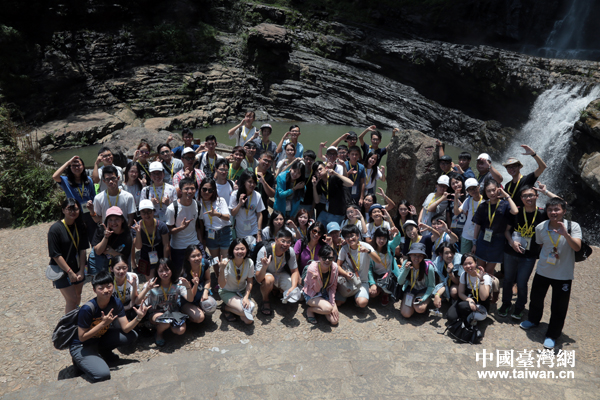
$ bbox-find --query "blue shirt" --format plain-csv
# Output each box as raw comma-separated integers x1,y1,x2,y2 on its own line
173,144,199,159
460,167,476,180
59,176,96,205
72,297,126,346
280,140,304,159
345,161,366,198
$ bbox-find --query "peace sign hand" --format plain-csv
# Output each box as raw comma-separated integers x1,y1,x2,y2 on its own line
180,218,191,229
261,255,272,268
101,224,113,238
134,304,151,318
100,309,117,326
132,221,142,233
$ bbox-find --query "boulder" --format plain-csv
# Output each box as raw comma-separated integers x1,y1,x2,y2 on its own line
248,23,292,53
578,99,600,141
144,117,176,131
385,129,440,211
579,152,600,195
37,111,126,147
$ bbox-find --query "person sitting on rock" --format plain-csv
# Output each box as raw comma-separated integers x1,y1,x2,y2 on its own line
303,245,340,325
359,125,388,162
172,147,206,199
92,147,123,193
397,243,436,319
501,144,547,208
475,153,503,192
196,134,224,178
91,166,136,226
168,128,200,160
418,175,450,227
256,229,301,315
252,123,278,160
140,162,177,224
228,110,257,147
218,238,256,324
157,143,183,185
70,271,150,382
276,124,304,162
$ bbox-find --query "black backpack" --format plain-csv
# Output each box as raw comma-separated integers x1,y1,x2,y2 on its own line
251,240,293,275
52,300,95,350
568,221,593,262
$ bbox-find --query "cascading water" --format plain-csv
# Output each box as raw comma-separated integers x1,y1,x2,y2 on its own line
500,83,600,192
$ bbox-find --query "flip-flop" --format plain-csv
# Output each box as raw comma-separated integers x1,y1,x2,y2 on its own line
307,316,318,325
223,311,236,322
260,302,272,316
155,335,166,347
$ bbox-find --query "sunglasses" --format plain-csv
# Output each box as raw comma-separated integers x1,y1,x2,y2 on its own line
201,187,214,193
140,151,150,155
160,150,170,155
183,157,195,161
312,229,322,234
321,256,336,261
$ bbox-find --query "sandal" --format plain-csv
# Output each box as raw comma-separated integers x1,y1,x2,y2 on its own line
307,316,318,325
155,335,166,347
223,311,236,322
260,302,272,316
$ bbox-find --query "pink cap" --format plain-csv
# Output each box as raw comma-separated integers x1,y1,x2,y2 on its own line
106,206,123,217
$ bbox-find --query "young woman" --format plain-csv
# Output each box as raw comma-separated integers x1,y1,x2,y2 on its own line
293,221,327,279
364,204,394,244
429,216,459,253
133,199,170,280
363,152,385,195
340,204,367,238
431,243,463,310
401,220,434,260
198,177,231,266
261,210,295,242
274,159,305,219
48,198,89,313
392,200,418,258
121,163,143,219
218,239,255,324
303,245,340,325
397,243,436,319
110,256,153,320
368,227,402,306
448,253,492,325
361,190,396,223
88,206,133,276
473,179,518,274
275,142,297,176
144,258,197,346
419,175,449,227
132,141,152,186
180,244,217,324
229,171,265,246
448,174,467,240
288,208,311,241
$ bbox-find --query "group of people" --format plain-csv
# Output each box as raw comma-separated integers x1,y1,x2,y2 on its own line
48,111,583,382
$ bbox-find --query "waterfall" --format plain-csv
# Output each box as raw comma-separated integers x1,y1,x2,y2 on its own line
500,84,600,192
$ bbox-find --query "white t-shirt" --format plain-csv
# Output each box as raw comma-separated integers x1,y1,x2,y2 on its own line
98,165,123,192
364,168,383,191
196,152,224,173
216,181,234,206
340,219,365,238
365,221,390,239
230,126,256,147
165,200,200,250
120,184,142,209
222,259,255,292
460,272,492,294
256,245,298,275
421,192,448,227
460,195,482,241
140,183,178,224
229,190,266,238
339,241,374,283
93,189,136,221
199,197,231,231
276,158,293,175
112,272,139,309
535,220,582,281
260,226,295,242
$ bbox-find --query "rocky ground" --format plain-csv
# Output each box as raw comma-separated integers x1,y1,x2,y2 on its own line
0,222,598,396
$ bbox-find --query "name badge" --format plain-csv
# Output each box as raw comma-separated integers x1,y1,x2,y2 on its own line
522,237,532,251
546,252,557,265
405,293,414,307
208,229,216,240
241,221,251,231
352,186,358,195
400,236,405,244
81,204,90,214
450,217,458,229
286,200,292,212
149,251,159,264
484,228,493,242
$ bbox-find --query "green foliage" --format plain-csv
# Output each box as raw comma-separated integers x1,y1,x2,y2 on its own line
579,108,590,119
0,104,63,226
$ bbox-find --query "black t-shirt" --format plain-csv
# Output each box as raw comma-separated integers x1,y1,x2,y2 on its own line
301,169,316,205
131,219,169,262
472,200,512,235
136,161,151,186
402,234,434,259
72,297,126,346
48,220,90,273
504,207,548,259
257,170,275,209
317,174,346,216
92,225,133,262
361,143,387,161
504,172,537,208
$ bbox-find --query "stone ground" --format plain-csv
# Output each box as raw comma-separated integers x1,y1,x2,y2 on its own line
1,223,599,398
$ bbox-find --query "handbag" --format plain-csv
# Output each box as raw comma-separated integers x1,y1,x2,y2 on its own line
376,272,402,301
337,256,362,298
137,258,151,276
46,240,73,281
568,221,593,262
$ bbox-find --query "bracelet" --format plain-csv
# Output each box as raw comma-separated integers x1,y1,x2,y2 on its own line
66,268,72,273
135,317,143,322
531,152,537,157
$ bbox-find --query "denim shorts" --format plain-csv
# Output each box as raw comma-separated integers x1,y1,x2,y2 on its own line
205,225,232,251
53,272,85,289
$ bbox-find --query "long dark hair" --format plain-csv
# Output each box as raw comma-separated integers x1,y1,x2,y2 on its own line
183,244,205,280
393,199,417,232
157,258,180,284
198,177,218,202
267,210,285,236
365,151,380,184
236,170,257,209
300,220,326,251
228,238,250,260
123,162,143,192
61,198,87,236
372,227,390,255
65,159,89,187
285,159,306,202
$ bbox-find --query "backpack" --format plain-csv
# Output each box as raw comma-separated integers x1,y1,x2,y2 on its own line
444,300,482,344
52,300,95,350
173,199,201,224
251,240,292,275
568,221,593,262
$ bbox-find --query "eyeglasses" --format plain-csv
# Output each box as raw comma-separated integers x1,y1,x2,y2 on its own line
103,177,118,182
65,206,80,213
201,187,214,193
101,154,112,159
522,194,536,199
217,168,228,173
321,256,336,261
140,151,150,155
183,157,195,161
140,210,153,215
160,150,170,155
312,229,321,234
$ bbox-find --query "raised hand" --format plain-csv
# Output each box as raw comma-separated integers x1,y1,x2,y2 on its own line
101,224,114,238
367,125,377,131
132,221,142,234
521,144,536,156
180,218,191,229
319,141,328,148
240,194,248,205
261,254,272,268
554,221,568,237
409,205,417,215
134,304,151,319
293,181,304,190
497,187,509,199
533,181,546,194
101,309,117,326
179,277,192,289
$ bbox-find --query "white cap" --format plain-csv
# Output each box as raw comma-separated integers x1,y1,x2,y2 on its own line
139,199,154,211
465,178,479,189
437,175,450,186
182,147,195,156
477,153,491,162
200,297,217,315
149,161,163,172
326,146,338,153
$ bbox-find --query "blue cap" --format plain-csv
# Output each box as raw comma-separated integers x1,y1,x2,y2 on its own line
327,222,341,233
368,203,384,213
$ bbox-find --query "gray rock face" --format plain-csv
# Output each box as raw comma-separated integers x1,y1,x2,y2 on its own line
385,130,440,210
0,207,13,228
579,152,600,195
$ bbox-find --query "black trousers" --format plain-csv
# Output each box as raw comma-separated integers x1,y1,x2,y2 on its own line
527,273,572,340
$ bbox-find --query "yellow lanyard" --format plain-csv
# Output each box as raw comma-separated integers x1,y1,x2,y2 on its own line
139,162,150,178
410,269,417,290
76,181,85,198
518,207,538,238
325,176,330,201
409,235,422,250
245,193,253,216
379,252,388,271
399,221,406,237
300,226,307,238
427,195,442,209
467,275,479,303
208,156,215,173
114,277,127,302
229,165,242,180
261,141,269,151
273,244,285,272
488,201,501,227
434,234,444,251
106,189,120,207
349,163,358,182
547,230,560,249
161,283,172,301
61,219,79,251
169,162,174,179
349,249,361,272
233,260,246,284
319,264,330,289
142,219,156,248
309,244,316,261
203,200,214,225
153,183,164,209
471,197,482,217
508,175,522,199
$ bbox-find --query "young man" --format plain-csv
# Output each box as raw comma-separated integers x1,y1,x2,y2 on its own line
436,141,475,179
228,110,256,147
157,143,183,185
140,162,177,223
337,225,382,308
476,153,503,192
457,178,483,254
337,145,349,163
276,125,304,161
438,155,453,175
315,161,354,226
331,131,359,154
324,221,343,258
520,197,582,350
169,128,199,159
214,158,236,206
358,125,388,161
255,229,301,315
172,147,206,198
91,166,136,226
70,271,150,382
165,178,203,269
419,175,450,227
345,146,366,206
500,185,552,320
502,144,547,208
252,123,277,159
299,150,318,214
227,146,246,183
92,147,123,192
196,135,224,178
255,151,276,229
241,140,258,171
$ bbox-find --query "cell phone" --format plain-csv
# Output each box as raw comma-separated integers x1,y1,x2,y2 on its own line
210,257,220,266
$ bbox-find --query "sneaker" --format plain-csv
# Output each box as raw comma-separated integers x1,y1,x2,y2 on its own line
511,308,524,320
520,320,538,330
381,294,390,306
497,303,511,317
99,350,120,363
543,337,556,350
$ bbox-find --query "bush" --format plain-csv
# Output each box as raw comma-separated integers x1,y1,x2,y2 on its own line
0,104,63,226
